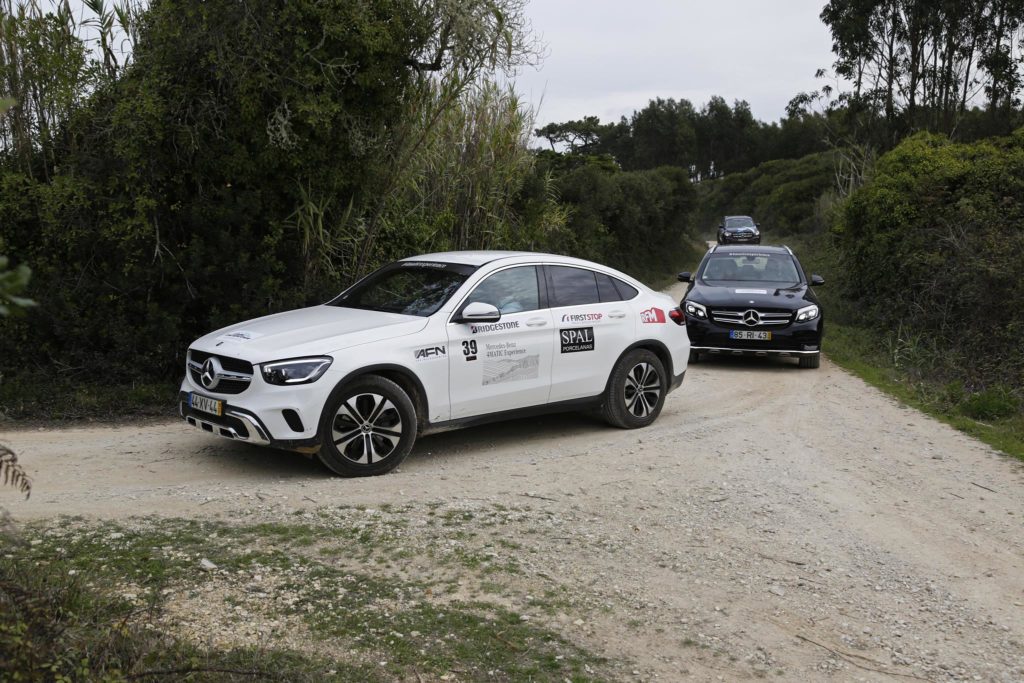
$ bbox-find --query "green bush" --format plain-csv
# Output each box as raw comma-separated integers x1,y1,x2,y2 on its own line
835,129,1024,396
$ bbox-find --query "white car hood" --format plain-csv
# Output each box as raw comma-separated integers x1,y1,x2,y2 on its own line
191,305,429,364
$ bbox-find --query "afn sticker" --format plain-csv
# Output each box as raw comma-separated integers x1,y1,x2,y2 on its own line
414,345,447,361
640,307,666,324
560,327,595,353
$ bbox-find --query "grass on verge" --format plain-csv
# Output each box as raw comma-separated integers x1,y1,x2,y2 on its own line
825,322,1024,461
0,512,609,682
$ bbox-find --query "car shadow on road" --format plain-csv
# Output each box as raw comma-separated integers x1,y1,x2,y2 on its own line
192,410,605,478
690,354,805,374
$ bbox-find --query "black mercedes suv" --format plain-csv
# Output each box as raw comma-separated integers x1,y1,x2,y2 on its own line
678,245,824,368
717,215,761,244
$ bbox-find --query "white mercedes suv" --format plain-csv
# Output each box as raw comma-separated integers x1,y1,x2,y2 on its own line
180,251,690,476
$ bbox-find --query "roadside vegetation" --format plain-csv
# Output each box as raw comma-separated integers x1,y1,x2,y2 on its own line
1,506,611,681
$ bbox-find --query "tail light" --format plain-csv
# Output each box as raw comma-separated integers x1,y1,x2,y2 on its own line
668,307,685,325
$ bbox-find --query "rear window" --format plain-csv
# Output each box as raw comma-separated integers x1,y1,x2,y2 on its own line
548,266,600,307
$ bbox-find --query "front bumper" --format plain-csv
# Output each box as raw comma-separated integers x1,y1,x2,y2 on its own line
686,318,822,356
176,387,319,450
720,233,759,244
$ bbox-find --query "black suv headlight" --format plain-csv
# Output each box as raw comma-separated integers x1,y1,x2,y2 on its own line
684,300,708,320
795,304,819,322
261,357,333,385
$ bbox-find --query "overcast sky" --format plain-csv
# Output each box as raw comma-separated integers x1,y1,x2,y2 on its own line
513,0,836,128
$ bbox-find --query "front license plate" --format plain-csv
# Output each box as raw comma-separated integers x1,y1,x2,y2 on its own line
189,393,223,416
730,330,772,341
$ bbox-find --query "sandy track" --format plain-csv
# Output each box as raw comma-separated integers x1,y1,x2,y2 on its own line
3,287,1023,681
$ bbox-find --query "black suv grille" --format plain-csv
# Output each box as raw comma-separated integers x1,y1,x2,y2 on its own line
187,349,254,395
710,307,793,327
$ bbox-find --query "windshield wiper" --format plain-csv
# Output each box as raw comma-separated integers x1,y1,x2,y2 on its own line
773,282,803,295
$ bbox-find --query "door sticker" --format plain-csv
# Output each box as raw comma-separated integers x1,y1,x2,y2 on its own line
462,340,478,361
481,340,538,385
471,321,520,334
560,327,595,353
560,312,603,323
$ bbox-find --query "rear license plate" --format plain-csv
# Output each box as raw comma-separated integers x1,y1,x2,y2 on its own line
189,393,223,416
730,330,772,341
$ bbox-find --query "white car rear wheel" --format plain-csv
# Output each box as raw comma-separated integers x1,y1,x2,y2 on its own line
601,349,667,429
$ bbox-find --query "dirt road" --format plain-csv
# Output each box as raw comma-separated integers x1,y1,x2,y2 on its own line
3,283,1023,681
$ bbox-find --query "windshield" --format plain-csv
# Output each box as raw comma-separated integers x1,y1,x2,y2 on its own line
329,261,476,316
700,254,801,283
725,216,755,228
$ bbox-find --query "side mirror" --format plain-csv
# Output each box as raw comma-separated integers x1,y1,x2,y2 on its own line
457,301,501,323
677,272,692,283
718,224,724,229
810,274,825,286
756,222,761,227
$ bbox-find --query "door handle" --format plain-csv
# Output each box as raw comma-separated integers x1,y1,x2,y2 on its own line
608,310,627,319
526,318,548,327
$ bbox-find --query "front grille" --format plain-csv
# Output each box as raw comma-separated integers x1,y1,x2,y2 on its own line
711,308,792,327
187,349,254,395
189,349,253,374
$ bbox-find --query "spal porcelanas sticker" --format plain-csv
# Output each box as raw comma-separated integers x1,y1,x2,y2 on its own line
560,327,595,353
639,307,666,324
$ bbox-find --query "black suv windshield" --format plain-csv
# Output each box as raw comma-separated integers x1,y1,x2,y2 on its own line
725,216,755,228
701,254,801,283
329,261,476,316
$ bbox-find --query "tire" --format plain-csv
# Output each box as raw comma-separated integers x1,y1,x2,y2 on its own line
798,353,820,369
602,349,667,429
688,350,701,364
317,375,417,477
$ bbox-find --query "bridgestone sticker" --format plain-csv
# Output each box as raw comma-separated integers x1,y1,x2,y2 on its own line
471,320,520,334
560,327,595,353
481,340,538,385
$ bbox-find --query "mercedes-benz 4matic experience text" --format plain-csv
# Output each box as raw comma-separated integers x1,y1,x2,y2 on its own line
678,245,824,368
180,252,690,476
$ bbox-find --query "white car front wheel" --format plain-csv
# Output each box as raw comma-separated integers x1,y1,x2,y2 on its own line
318,375,417,477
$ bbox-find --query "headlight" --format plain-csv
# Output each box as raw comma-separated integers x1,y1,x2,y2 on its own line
795,304,819,322
261,357,333,385
684,300,708,320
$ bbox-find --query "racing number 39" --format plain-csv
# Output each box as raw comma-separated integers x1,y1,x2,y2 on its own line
462,340,478,356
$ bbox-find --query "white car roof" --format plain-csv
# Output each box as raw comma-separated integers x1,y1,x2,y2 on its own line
402,251,638,277
403,251,535,266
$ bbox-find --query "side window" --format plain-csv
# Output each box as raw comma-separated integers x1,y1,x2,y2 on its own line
549,266,600,307
464,266,539,314
612,277,639,300
596,273,622,302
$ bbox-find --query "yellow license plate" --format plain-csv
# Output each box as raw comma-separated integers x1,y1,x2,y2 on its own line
189,393,223,416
